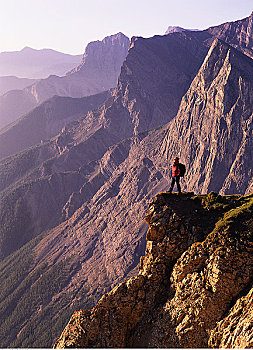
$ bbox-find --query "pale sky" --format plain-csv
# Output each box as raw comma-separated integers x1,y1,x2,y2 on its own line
0,0,252,54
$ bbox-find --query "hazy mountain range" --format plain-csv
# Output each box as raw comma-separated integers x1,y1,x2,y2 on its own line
0,76,37,95
0,47,82,79
0,91,111,160
0,33,130,130
0,12,252,348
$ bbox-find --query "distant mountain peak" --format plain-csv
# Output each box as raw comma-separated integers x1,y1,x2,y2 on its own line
68,32,130,75
104,32,128,40
89,32,129,46
165,26,199,35
21,46,34,51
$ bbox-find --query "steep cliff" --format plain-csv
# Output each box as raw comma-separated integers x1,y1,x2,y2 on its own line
27,33,130,104
68,32,129,79
54,192,253,348
106,30,209,137
161,38,253,195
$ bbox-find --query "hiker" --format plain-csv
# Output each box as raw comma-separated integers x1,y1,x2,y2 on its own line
169,157,183,194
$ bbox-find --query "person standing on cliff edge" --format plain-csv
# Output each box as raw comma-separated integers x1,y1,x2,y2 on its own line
169,157,182,194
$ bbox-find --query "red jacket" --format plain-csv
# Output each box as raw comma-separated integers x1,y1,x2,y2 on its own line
172,164,180,177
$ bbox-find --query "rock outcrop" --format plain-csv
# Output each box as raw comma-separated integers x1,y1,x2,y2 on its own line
54,192,253,348
209,287,253,348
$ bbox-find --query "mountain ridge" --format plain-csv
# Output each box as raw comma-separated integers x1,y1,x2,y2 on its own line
0,90,111,160
207,11,253,58
0,76,37,96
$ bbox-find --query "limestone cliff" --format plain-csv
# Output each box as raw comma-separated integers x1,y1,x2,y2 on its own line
54,192,253,348
161,38,253,195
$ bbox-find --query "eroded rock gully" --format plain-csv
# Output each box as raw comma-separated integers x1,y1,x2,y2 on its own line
54,192,253,348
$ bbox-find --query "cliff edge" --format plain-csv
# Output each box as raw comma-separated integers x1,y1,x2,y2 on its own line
54,192,253,348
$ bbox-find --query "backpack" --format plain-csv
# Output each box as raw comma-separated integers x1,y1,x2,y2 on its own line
179,163,186,177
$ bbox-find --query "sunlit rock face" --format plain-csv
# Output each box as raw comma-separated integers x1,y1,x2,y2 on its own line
207,11,253,59
54,192,253,348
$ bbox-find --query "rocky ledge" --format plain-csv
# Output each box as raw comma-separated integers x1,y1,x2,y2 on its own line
54,192,253,348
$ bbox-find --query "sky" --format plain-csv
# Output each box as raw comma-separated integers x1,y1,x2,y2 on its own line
0,0,252,55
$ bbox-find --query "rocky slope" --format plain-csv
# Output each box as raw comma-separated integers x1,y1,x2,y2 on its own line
0,90,110,160
0,47,82,79
54,192,253,348
0,33,129,130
